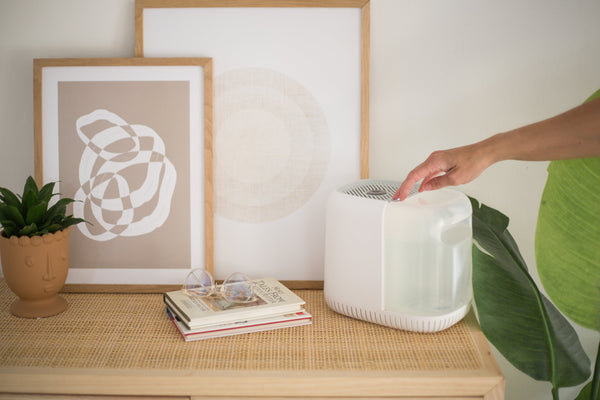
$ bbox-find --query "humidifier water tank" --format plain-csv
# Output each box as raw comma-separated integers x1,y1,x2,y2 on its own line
324,179,472,333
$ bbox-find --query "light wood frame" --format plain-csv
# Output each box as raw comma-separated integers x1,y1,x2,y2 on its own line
33,57,214,290
135,0,370,287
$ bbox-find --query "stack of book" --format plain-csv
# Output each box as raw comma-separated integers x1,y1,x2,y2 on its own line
164,277,312,341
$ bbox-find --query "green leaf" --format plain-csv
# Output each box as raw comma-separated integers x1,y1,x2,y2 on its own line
18,222,38,237
535,91,600,332
60,216,86,230
0,187,22,210
470,197,590,389
46,198,74,225
23,176,39,197
21,188,37,217
44,223,63,234
536,158,600,331
1,220,17,237
0,204,7,221
47,198,75,216
574,380,599,400
25,201,48,226
4,205,25,227
469,197,528,271
0,177,87,237
47,205,67,223
38,181,56,203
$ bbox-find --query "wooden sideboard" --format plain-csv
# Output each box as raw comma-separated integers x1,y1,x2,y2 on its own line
0,280,503,399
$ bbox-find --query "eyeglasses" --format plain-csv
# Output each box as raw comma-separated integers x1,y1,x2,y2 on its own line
182,269,256,303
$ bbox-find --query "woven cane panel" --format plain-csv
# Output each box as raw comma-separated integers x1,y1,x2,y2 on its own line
0,280,482,371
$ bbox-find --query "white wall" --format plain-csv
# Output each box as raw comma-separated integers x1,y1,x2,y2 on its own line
371,1,600,399
0,1,598,398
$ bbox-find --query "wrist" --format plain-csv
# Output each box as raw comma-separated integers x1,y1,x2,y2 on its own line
474,134,506,167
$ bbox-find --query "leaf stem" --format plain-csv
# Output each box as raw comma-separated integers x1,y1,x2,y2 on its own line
591,340,600,400
527,266,559,399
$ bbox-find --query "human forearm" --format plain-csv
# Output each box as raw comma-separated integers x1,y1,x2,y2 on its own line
485,97,600,163
393,97,600,201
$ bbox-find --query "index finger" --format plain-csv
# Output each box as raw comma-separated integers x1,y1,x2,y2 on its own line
392,165,428,201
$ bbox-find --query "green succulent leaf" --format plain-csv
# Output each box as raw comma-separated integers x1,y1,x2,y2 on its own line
18,222,39,237
470,197,590,389
38,181,56,203
0,204,7,221
4,205,25,227
1,220,17,237
0,187,22,210
44,223,63,234
21,187,38,215
25,201,48,226
47,205,67,223
23,176,39,197
60,216,86,230
47,198,76,216
0,176,87,237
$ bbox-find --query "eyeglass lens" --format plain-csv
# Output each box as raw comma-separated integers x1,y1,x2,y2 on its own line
222,272,254,302
183,269,214,297
183,269,255,303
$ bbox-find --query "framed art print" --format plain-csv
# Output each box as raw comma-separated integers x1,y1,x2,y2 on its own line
34,58,213,286
136,1,370,284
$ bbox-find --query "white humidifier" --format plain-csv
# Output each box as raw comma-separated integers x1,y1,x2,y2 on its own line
324,179,472,332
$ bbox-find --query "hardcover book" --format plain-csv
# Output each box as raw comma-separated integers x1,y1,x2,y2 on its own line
167,307,312,341
163,277,306,329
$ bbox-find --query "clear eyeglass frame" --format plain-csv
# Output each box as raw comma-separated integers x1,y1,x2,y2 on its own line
182,269,256,303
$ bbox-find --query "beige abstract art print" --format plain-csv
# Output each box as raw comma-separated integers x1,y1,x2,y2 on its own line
34,58,213,286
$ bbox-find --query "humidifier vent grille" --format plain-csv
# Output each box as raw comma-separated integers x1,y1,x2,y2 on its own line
339,180,401,201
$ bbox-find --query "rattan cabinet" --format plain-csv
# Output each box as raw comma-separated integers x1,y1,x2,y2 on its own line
0,281,504,399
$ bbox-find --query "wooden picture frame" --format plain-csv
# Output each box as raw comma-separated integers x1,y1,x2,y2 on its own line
136,0,369,287
34,57,213,291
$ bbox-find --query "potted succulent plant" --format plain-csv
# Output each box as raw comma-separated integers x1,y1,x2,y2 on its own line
0,176,86,318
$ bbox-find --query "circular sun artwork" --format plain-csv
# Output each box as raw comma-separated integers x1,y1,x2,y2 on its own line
214,68,330,223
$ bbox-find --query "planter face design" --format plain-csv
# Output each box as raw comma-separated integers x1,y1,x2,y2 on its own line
0,228,70,318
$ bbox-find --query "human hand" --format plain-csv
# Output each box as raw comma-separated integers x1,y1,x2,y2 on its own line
392,143,493,201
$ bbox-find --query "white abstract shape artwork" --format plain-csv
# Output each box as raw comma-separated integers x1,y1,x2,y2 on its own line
73,109,177,241
214,68,330,223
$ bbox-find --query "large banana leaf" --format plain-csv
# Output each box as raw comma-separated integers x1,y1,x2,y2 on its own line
535,90,600,400
575,379,600,400
470,197,590,390
535,90,600,332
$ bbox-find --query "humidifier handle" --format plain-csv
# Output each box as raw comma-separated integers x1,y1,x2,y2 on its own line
440,218,472,245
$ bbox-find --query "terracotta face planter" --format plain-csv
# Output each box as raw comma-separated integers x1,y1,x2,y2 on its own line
0,227,70,318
